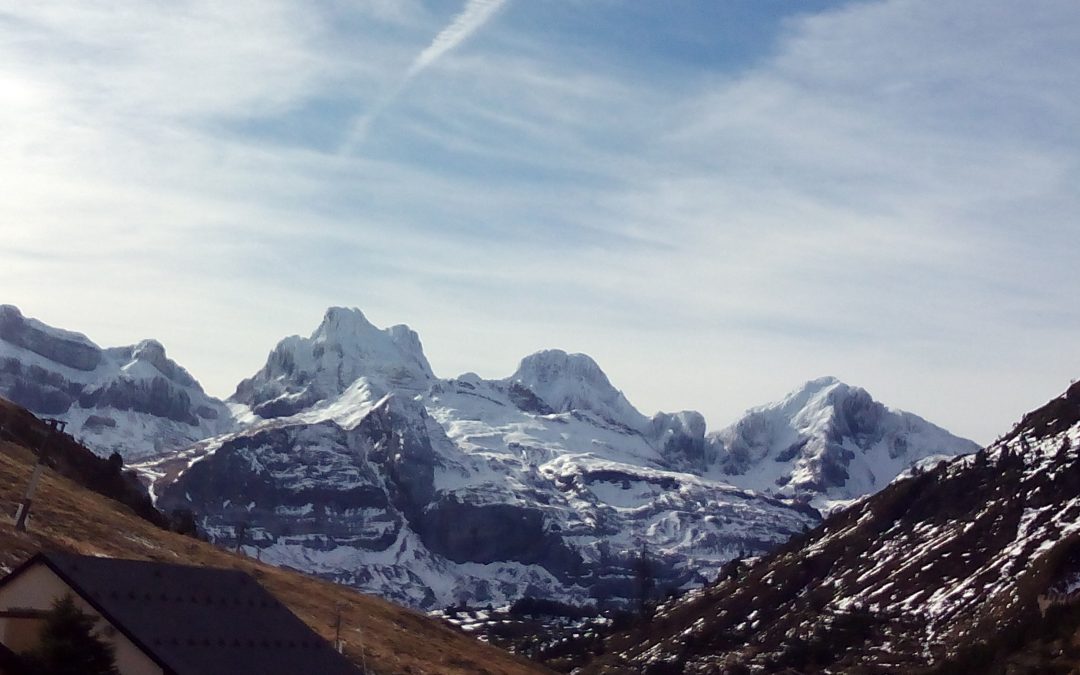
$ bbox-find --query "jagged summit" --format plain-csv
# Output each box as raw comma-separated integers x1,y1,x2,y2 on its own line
232,306,434,419
783,374,841,405
314,306,433,379
104,339,201,390
709,376,978,506
320,305,373,329
764,376,885,441
507,349,645,428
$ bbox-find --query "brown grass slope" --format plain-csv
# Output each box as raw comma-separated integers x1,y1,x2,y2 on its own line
0,398,165,528
0,399,550,675
579,381,1080,674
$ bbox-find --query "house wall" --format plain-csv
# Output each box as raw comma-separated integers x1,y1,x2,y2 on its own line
0,616,44,653
0,563,164,675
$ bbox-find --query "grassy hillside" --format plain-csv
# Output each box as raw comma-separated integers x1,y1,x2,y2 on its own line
0,399,550,675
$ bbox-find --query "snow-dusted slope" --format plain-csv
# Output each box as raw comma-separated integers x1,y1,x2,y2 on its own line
587,381,1080,673
0,305,233,458
418,373,818,604
150,387,817,610
709,376,979,509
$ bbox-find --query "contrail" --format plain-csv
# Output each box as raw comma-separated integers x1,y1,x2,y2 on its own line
407,0,507,78
343,0,509,151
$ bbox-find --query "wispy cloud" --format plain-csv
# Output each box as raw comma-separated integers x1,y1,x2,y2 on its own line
344,0,509,149
0,0,1077,445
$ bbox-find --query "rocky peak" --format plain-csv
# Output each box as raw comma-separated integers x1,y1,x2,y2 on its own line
711,376,978,505
126,339,199,389
770,377,887,444
131,338,168,368
312,307,434,380
0,304,101,372
507,349,645,428
649,410,710,470
232,307,435,419
314,306,381,346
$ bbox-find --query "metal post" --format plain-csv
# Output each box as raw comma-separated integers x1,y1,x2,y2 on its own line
357,626,368,675
14,419,66,532
334,602,343,653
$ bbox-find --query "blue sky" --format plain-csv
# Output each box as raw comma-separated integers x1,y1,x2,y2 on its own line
1,0,1078,443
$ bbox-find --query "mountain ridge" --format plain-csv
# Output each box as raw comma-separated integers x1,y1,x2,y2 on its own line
0,304,233,459
577,380,1080,673
1,303,979,612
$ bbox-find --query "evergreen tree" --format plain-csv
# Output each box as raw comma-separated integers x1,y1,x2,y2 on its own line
23,594,119,675
634,544,656,621
234,520,249,553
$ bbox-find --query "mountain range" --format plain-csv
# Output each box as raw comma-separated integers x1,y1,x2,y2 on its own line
0,304,978,609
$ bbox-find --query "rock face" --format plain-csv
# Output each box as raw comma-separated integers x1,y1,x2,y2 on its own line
582,381,1080,674
650,410,710,472
0,305,233,459
708,376,979,509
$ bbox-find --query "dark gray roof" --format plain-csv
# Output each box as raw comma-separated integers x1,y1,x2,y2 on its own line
4,552,359,675
0,641,28,675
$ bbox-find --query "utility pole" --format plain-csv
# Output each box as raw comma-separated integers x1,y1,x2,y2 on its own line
334,601,366,673
14,418,66,532
334,603,343,653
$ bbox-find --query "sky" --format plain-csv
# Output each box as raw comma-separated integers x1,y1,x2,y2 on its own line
1,0,1078,445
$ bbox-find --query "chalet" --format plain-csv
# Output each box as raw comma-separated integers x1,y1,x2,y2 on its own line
0,552,360,675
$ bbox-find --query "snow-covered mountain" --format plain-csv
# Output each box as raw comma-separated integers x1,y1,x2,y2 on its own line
708,376,980,510
141,310,817,608
1,303,980,611
133,307,972,610
0,305,232,459
582,380,1080,673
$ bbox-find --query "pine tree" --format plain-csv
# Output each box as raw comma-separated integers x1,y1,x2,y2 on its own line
634,544,655,621
23,594,119,675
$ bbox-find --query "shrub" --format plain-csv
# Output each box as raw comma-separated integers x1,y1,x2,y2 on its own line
21,594,119,675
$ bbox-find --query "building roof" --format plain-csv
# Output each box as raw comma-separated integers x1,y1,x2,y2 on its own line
0,642,28,675
0,552,359,675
